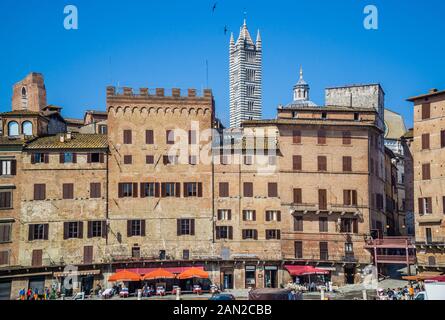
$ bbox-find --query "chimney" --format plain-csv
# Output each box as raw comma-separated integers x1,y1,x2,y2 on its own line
66,132,72,141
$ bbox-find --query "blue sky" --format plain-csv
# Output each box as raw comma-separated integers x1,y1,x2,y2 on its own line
0,0,444,127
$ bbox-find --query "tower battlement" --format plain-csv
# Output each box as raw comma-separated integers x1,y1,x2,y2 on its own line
106,87,212,99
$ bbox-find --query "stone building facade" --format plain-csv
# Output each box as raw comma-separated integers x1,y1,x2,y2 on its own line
407,89,445,273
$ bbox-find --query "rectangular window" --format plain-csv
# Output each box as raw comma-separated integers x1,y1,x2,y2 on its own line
29,224,49,241
319,217,328,233
422,163,431,180
219,183,229,198
318,156,327,172
293,130,301,144
123,130,132,144
146,130,154,144
441,130,445,148
0,223,12,243
294,216,303,232
161,183,179,197
418,197,433,215
64,222,83,239
293,155,302,171
127,220,145,237
265,211,281,222
118,183,137,198
184,182,200,197
343,156,352,172
146,155,154,164
343,190,358,206
293,188,302,204
0,160,16,175
422,133,430,150
90,183,101,198
88,153,104,163
60,152,76,164
265,229,281,240
88,221,106,238
320,242,329,261
132,247,141,259
268,183,278,198
421,103,431,120
166,130,175,144
0,251,9,265
318,189,327,210
216,226,233,240
217,209,232,221
244,155,253,165
123,155,133,165
183,250,190,260
0,191,12,209
33,184,46,201
242,229,258,240
31,153,48,164
62,183,74,200
99,125,108,134
318,130,327,145
141,183,157,198
177,219,195,236
340,218,358,234
342,131,351,145
163,155,178,165
243,182,253,197
295,241,303,259
345,242,354,254
189,155,198,165
243,210,256,221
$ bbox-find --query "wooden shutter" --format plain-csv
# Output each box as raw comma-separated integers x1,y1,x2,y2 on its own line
102,221,107,239
31,154,36,164
318,189,327,210
28,225,34,241
277,230,281,240
155,183,160,198
175,183,181,197
32,250,43,267
87,153,92,163
90,183,101,198
441,130,445,148
343,131,351,145
265,212,270,222
422,134,430,150
190,219,195,236
118,183,123,198
268,183,277,197
352,190,358,206
318,130,326,144
215,227,221,240
219,183,229,197
133,183,138,198
277,211,281,221
228,227,233,240
343,157,352,172
427,198,433,214
60,153,65,164
140,220,146,237
198,183,203,197
293,188,302,204
43,224,49,240
99,153,105,163
140,183,147,198
295,241,303,258
242,230,246,240
73,153,77,163
11,160,17,176
83,246,93,265
344,190,351,205
293,155,302,171
253,210,257,221
44,153,49,163
243,183,253,197
78,222,84,239
87,221,93,238
63,222,69,240
353,219,359,234
422,163,431,180
254,230,258,240
123,130,132,144
242,211,247,221
177,220,181,236
228,210,232,221
422,103,431,120
318,156,327,171
146,130,154,144
127,220,132,237
293,130,301,144
63,184,73,199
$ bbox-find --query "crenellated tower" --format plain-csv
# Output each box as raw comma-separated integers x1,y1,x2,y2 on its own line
229,20,262,128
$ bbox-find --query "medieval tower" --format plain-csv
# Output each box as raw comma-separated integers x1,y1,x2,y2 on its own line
229,20,262,128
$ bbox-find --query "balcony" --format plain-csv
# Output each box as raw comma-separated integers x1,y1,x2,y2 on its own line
364,236,415,249
375,255,416,264
287,202,364,216
416,237,445,248
283,254,371,265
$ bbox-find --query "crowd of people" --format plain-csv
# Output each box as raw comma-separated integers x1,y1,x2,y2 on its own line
376,284,423,300
18,287,57,300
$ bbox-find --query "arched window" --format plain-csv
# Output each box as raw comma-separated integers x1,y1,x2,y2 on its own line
21,87,27,98
22,121,33,136
8,121,19,137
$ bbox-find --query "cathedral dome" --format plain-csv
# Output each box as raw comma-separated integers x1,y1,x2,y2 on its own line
284,67,318,108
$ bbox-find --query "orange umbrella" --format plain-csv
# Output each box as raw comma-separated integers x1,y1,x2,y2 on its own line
142,268,175,280
108,270,141,282
177,267,209,280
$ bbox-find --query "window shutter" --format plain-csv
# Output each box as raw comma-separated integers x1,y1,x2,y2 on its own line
198,183,203,197
228,210,232,221
254,230,258,240
422,103,431,120
63,222,69,240
277,230,281,240
28,225,34,241
343,157,352,172
73,153,77,163
190,219,195,236
102,221,107,238
140,183,146,198
60,153,65,164
44,153,49,163
441,130,445,148
318,131,326,144
31,154,36,164
184,183,189,198
177,220,181,236
175,183,181,197
140,220,146,237
229,227,233,240
344,190,350,206
253,210,257,221
265,212,270,222
78,222,84,239
242,230,246,240
343,131,351,145
118,183,123,198
161,183,166,197
422,134,430,150
318,156,326,171
215,227,221,240
277,211,281,222
99,153,105,163
293,188,302,204
11,160,17,175
352,190,358,206
319,189,327,210
43,224,49,240
127,220,132,237
87,221,93,238
293,130,301,144
293,155,302,171
155,183,160,198
353,219,358,234
133,183,138,198
87,153,92,163
242,211,247,221
146,130,154,144
427,198,433,214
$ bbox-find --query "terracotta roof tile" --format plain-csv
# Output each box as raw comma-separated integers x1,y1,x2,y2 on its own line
26,134,108,150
